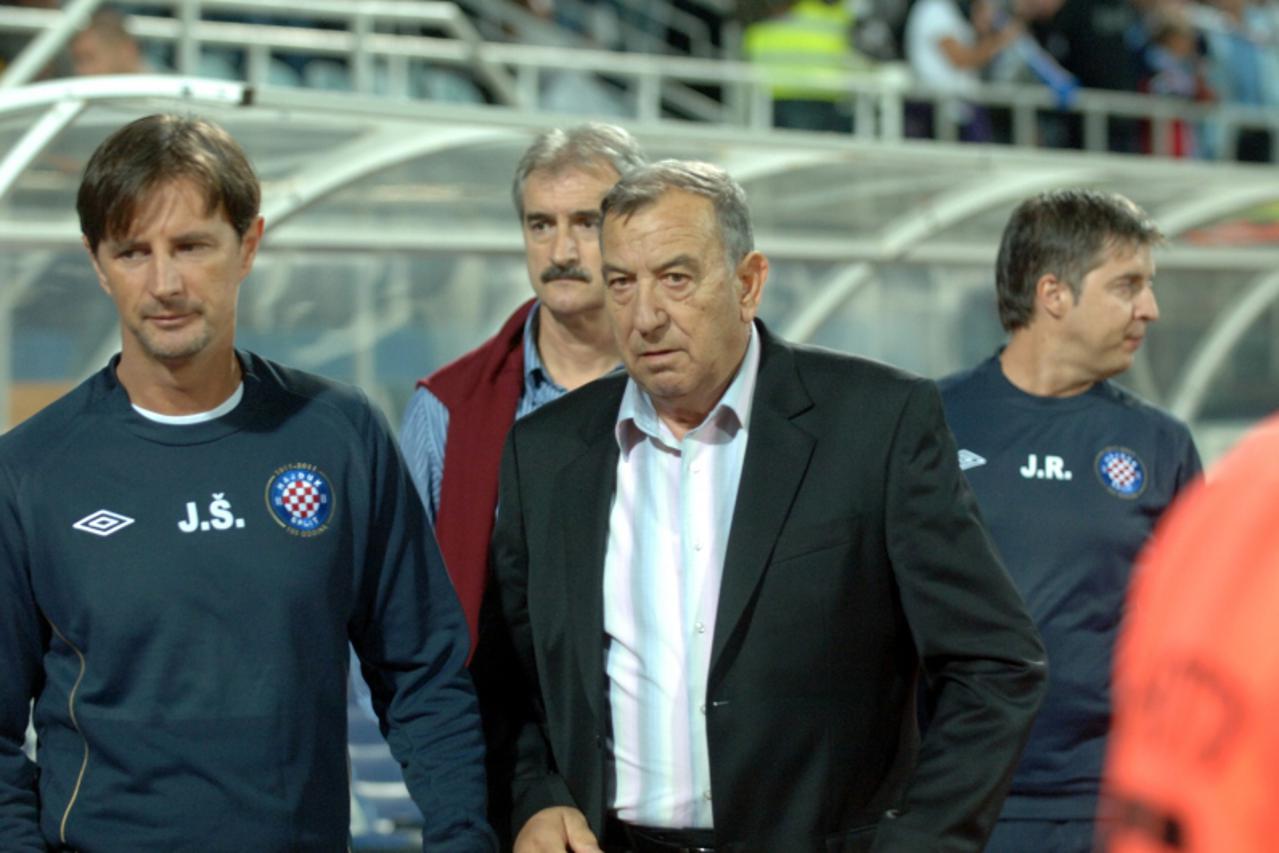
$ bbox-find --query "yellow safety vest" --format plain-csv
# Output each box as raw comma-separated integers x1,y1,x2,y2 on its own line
742,0,859,101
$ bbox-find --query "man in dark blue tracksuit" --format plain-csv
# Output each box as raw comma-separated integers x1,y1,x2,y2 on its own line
0,114,495,852
940,189,1201,853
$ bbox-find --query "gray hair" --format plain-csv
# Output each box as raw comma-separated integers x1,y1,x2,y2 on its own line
600,159,754,266
511,123,645,219
996,188,1163,332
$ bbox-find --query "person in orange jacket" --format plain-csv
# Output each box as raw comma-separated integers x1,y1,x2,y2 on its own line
1103,414,1279,853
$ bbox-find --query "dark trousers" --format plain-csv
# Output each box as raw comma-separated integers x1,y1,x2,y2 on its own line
984,818,1099,853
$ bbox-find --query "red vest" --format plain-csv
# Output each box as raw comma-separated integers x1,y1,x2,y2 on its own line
419,299,535,647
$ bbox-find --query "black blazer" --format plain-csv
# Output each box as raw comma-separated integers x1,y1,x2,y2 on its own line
491,325,1047,852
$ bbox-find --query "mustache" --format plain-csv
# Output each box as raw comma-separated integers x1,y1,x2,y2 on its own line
540,263,592,284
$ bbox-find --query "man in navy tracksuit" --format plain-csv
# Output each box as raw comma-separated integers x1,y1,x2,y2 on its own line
0,114,494,852
939,189,1201,853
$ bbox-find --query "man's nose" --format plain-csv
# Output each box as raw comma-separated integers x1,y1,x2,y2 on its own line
1136,286,1159,322
551,223,579,267
632,280,668,336
149,254,182,298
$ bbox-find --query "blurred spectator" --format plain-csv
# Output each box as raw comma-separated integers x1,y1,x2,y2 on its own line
863,0,915,59
501,0,631,114
742,0,864,132
1189,0,1279,161
1102,415,1279,853
70,7,156,76
1033,0,1149,151
1139,3,1214,157
67,5,312,87
905,0,1023,140
1,0,73,80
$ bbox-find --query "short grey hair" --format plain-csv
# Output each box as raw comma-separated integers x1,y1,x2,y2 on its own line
600,159,754,266
511,123,645,219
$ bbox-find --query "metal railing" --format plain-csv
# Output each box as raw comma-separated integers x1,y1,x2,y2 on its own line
2,1,1275,160
0,0,518,104
452,0,721,59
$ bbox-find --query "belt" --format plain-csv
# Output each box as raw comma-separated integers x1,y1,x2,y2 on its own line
604,816,717,853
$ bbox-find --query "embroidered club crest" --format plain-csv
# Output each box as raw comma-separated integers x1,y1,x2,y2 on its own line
265,463,334,536
1096,447,1146,499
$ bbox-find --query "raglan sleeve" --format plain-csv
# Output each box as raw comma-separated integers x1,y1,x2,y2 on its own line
0,462,46,850
347,405,496,853
1174,423,1204,493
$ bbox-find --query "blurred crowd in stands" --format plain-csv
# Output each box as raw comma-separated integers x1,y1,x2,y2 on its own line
748,0,1277,160
2,0,1277,161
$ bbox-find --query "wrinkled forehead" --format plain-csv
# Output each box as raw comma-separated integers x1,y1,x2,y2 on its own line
601,190,724,258
1086,235,1150,271
103,177,226,243
99,177,235,250
524,161,619,204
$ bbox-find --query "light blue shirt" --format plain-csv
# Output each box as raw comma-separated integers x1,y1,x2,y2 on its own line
399,302,568,526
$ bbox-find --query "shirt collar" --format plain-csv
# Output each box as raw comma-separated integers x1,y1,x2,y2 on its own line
615,323,761,456
523,301,564,393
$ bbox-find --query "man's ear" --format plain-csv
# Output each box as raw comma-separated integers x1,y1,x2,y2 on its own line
83,236,110,296
1036,273,1074,320
735,250,769,323
238,216,265,279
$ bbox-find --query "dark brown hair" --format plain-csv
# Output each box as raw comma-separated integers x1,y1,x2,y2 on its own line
996,188,1162,331
78,114,260,252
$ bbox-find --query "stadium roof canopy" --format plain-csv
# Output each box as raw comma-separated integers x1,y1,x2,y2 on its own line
3,76,1277,453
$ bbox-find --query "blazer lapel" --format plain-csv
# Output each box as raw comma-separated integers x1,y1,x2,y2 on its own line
554,387,623,724
710,329,815,682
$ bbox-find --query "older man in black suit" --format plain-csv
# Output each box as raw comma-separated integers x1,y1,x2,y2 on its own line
491,160,1047,853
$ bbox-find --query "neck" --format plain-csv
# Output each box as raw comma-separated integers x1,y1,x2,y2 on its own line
116,347,242,415
999,332,1096,398
654,372,735,441
655,403,714,442
535,304,618,391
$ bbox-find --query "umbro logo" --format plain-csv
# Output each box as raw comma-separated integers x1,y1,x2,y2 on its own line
72,509,135,537
957,449,987,471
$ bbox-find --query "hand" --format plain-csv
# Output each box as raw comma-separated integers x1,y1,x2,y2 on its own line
514,806,604,853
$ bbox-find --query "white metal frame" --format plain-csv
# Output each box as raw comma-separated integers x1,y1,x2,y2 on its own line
4,1,1278,157
2,76,1278,435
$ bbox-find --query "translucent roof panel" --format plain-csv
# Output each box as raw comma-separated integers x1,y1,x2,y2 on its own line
3,77,1279,458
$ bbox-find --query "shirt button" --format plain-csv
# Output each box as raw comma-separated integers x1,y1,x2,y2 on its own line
694,542,703,552
699,703,707,715
695,621,706,634
703,790,712,801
